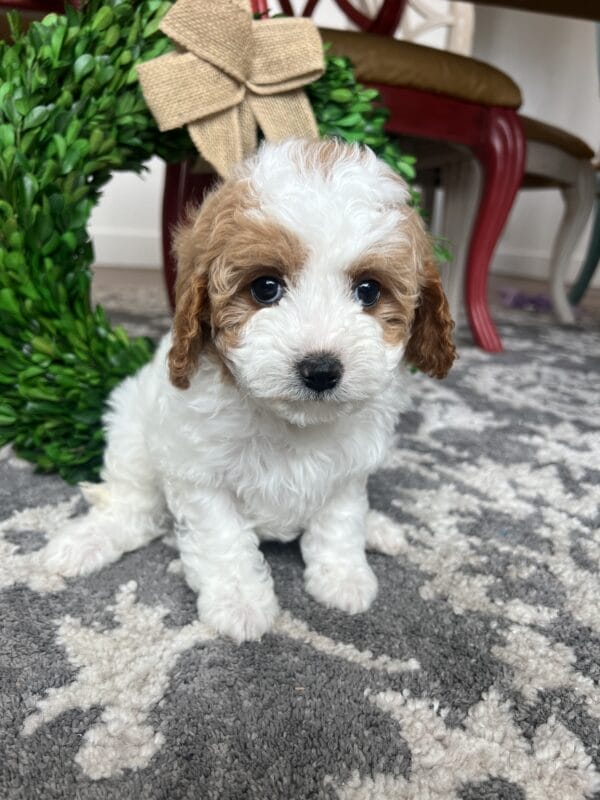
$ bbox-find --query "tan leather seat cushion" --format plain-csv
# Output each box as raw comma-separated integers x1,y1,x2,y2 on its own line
520,115,594,160
320,28,522,109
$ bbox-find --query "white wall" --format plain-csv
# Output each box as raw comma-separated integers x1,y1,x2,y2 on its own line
89,156,164,268
472,7,599,286
90,3,600,287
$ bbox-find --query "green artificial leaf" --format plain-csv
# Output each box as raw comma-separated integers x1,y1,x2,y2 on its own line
8,230,24,248
5,251,26,269
142,15,162,38
0,125,15,147
396,160,416,180
20,175,39,208
328,88,353,103
40,13,59,28
91,6,114,32
22,105,51,130
30,336,57,357
0,288,21,316
50,25,66,60
104,24,122,49
73,53,95,81
51,133,67,160
336,113,363,128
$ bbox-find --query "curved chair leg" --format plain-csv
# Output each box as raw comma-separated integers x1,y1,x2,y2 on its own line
549,162,595,324
162,162,186,310
466,108,525,352
162,161,217,310
569,173,600,306
417,169,437,230
439,157,481,326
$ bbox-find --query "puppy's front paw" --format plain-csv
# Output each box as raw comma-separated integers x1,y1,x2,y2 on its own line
198,580,280,643
304,561,378,614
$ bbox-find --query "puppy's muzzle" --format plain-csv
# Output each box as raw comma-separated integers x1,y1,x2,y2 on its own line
297,353,343,393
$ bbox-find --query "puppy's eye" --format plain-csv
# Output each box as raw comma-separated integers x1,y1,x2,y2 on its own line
353,280,381,308
250,276,285,305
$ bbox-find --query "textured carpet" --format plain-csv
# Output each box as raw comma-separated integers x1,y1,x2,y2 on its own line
1,311,599,800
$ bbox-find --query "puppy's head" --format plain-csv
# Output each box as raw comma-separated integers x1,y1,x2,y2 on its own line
169,139,455,425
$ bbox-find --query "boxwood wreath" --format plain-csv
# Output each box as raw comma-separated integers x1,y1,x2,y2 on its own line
0,0,425,484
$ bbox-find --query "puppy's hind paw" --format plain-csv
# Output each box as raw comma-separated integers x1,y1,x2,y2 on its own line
365,510,408,556
41,526,121,578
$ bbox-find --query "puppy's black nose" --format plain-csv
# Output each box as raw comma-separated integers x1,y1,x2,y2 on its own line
297,353,343,393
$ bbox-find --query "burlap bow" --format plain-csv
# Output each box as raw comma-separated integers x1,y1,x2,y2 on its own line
137,0,325,177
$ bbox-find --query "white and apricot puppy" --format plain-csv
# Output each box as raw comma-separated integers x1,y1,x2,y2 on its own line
42,138,456,642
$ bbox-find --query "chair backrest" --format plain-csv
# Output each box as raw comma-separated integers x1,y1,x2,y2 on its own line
275,0,407,36
270,0,474,54
401,0,474,54
357,0,474,54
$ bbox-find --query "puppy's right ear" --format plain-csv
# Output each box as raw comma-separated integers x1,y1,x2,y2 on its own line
168,215,209,390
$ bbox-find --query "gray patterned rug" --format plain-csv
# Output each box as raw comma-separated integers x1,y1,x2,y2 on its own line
1,309,599,800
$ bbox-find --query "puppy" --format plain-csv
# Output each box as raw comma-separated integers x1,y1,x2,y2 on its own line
42,138,455,642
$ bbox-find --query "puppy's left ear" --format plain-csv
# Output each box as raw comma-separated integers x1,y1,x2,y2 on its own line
168,211,211,390
405,260,456,379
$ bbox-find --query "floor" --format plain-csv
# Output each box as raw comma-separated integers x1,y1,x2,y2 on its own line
92,267,172,317
6,268,600,799
92,265,600,324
